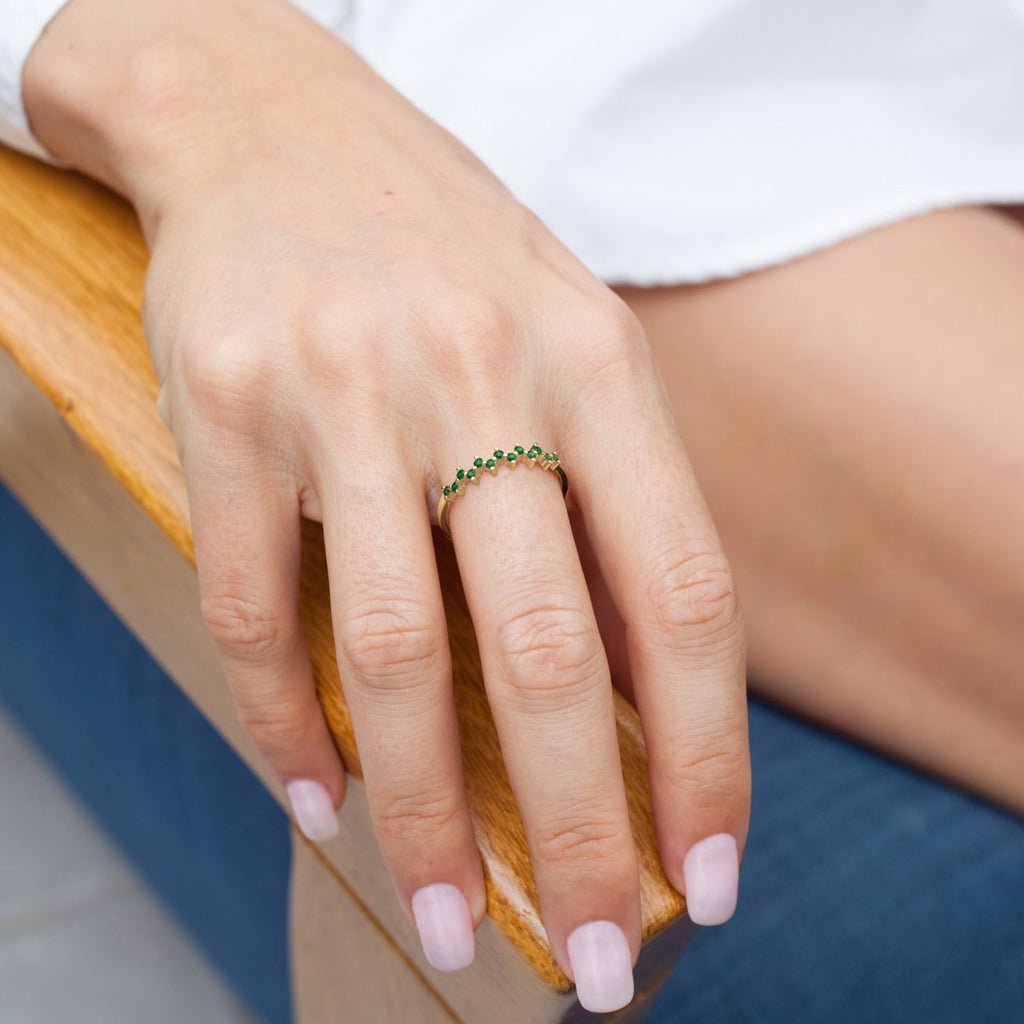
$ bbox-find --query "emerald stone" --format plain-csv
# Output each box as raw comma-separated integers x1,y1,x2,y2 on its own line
506,452,516,463
467,469,476,480
485,459,496,470
443,485,451,497
493,449,504,459
451,481,460,493
514,445,525,455
456,469,466,480
473,457,484,468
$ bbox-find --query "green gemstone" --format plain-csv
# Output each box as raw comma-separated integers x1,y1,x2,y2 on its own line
526,450,537,461
514,445,525,455
485,459,496,470
456,469,466,480
451,481,460,493
529,443,543,454
493,449,504,459
443,485,451,497
473,457,484,468
466,469,476,480
506,452,516,463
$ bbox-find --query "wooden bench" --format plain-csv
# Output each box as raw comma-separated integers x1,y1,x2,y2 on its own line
0,143,693,1024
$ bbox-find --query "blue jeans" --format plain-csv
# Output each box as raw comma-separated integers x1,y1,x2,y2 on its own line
2,482,1022,1024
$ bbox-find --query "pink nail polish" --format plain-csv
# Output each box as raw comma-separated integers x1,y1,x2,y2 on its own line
683,833,739,926
411,884,475,971
285,780,339,842
566,920,635,1014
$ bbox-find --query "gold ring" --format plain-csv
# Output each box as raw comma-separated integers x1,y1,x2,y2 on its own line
436,444,569,539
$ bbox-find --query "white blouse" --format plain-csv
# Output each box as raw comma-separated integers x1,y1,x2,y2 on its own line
4,0,1024,285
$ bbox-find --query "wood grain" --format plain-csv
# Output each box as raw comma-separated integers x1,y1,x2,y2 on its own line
0,143,688,991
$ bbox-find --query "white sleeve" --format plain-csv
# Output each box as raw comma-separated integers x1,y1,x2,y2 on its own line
0,1,73,161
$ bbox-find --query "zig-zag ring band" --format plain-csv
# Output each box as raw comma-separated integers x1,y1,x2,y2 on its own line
436,443,569,539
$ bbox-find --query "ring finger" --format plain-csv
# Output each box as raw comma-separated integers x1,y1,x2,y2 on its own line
440,440,641,1014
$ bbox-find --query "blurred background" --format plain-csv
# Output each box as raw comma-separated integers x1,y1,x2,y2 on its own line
0,704,254,1024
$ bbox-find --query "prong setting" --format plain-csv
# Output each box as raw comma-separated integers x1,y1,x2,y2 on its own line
436,442,568,538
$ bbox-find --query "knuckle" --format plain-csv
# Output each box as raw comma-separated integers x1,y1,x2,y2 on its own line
201,589,286,664
339,600,443,689
660,741,751,804
574,299,650,382
647,550,742,640
532,814,633,871
496,596,604,703
176,335,278,428
372,787,463,846
235,700,311,760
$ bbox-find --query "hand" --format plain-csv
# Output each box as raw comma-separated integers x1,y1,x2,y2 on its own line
26,0,749,1010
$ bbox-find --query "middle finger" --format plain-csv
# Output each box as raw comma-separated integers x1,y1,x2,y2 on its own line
319,443,486,972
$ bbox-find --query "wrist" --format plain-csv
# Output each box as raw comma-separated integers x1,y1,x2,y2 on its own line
22,0,363,229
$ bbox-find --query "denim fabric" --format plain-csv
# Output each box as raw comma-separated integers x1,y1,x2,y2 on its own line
0,484,292,1024
649,704,1024,1024
3,480,1023,1024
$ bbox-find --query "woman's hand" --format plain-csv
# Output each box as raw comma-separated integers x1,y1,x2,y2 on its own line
25,0,749,1009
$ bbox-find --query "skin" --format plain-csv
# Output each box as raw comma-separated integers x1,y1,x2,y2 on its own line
22,0,749,985
27,0,1022,1000
618,205,1024,815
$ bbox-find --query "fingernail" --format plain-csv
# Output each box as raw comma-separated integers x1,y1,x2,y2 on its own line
411,883,475,971
566,920,634,1014
285,780,339,842
683,833,739,925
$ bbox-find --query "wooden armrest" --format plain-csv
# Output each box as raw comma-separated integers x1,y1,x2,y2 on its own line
0,143,691,1023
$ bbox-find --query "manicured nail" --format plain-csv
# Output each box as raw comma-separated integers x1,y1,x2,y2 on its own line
683,833,739,925
285,780,339,842
411,883,475,971
566,920,634,1014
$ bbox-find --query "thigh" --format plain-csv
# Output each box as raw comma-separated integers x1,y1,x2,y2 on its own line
617,207,1024,811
